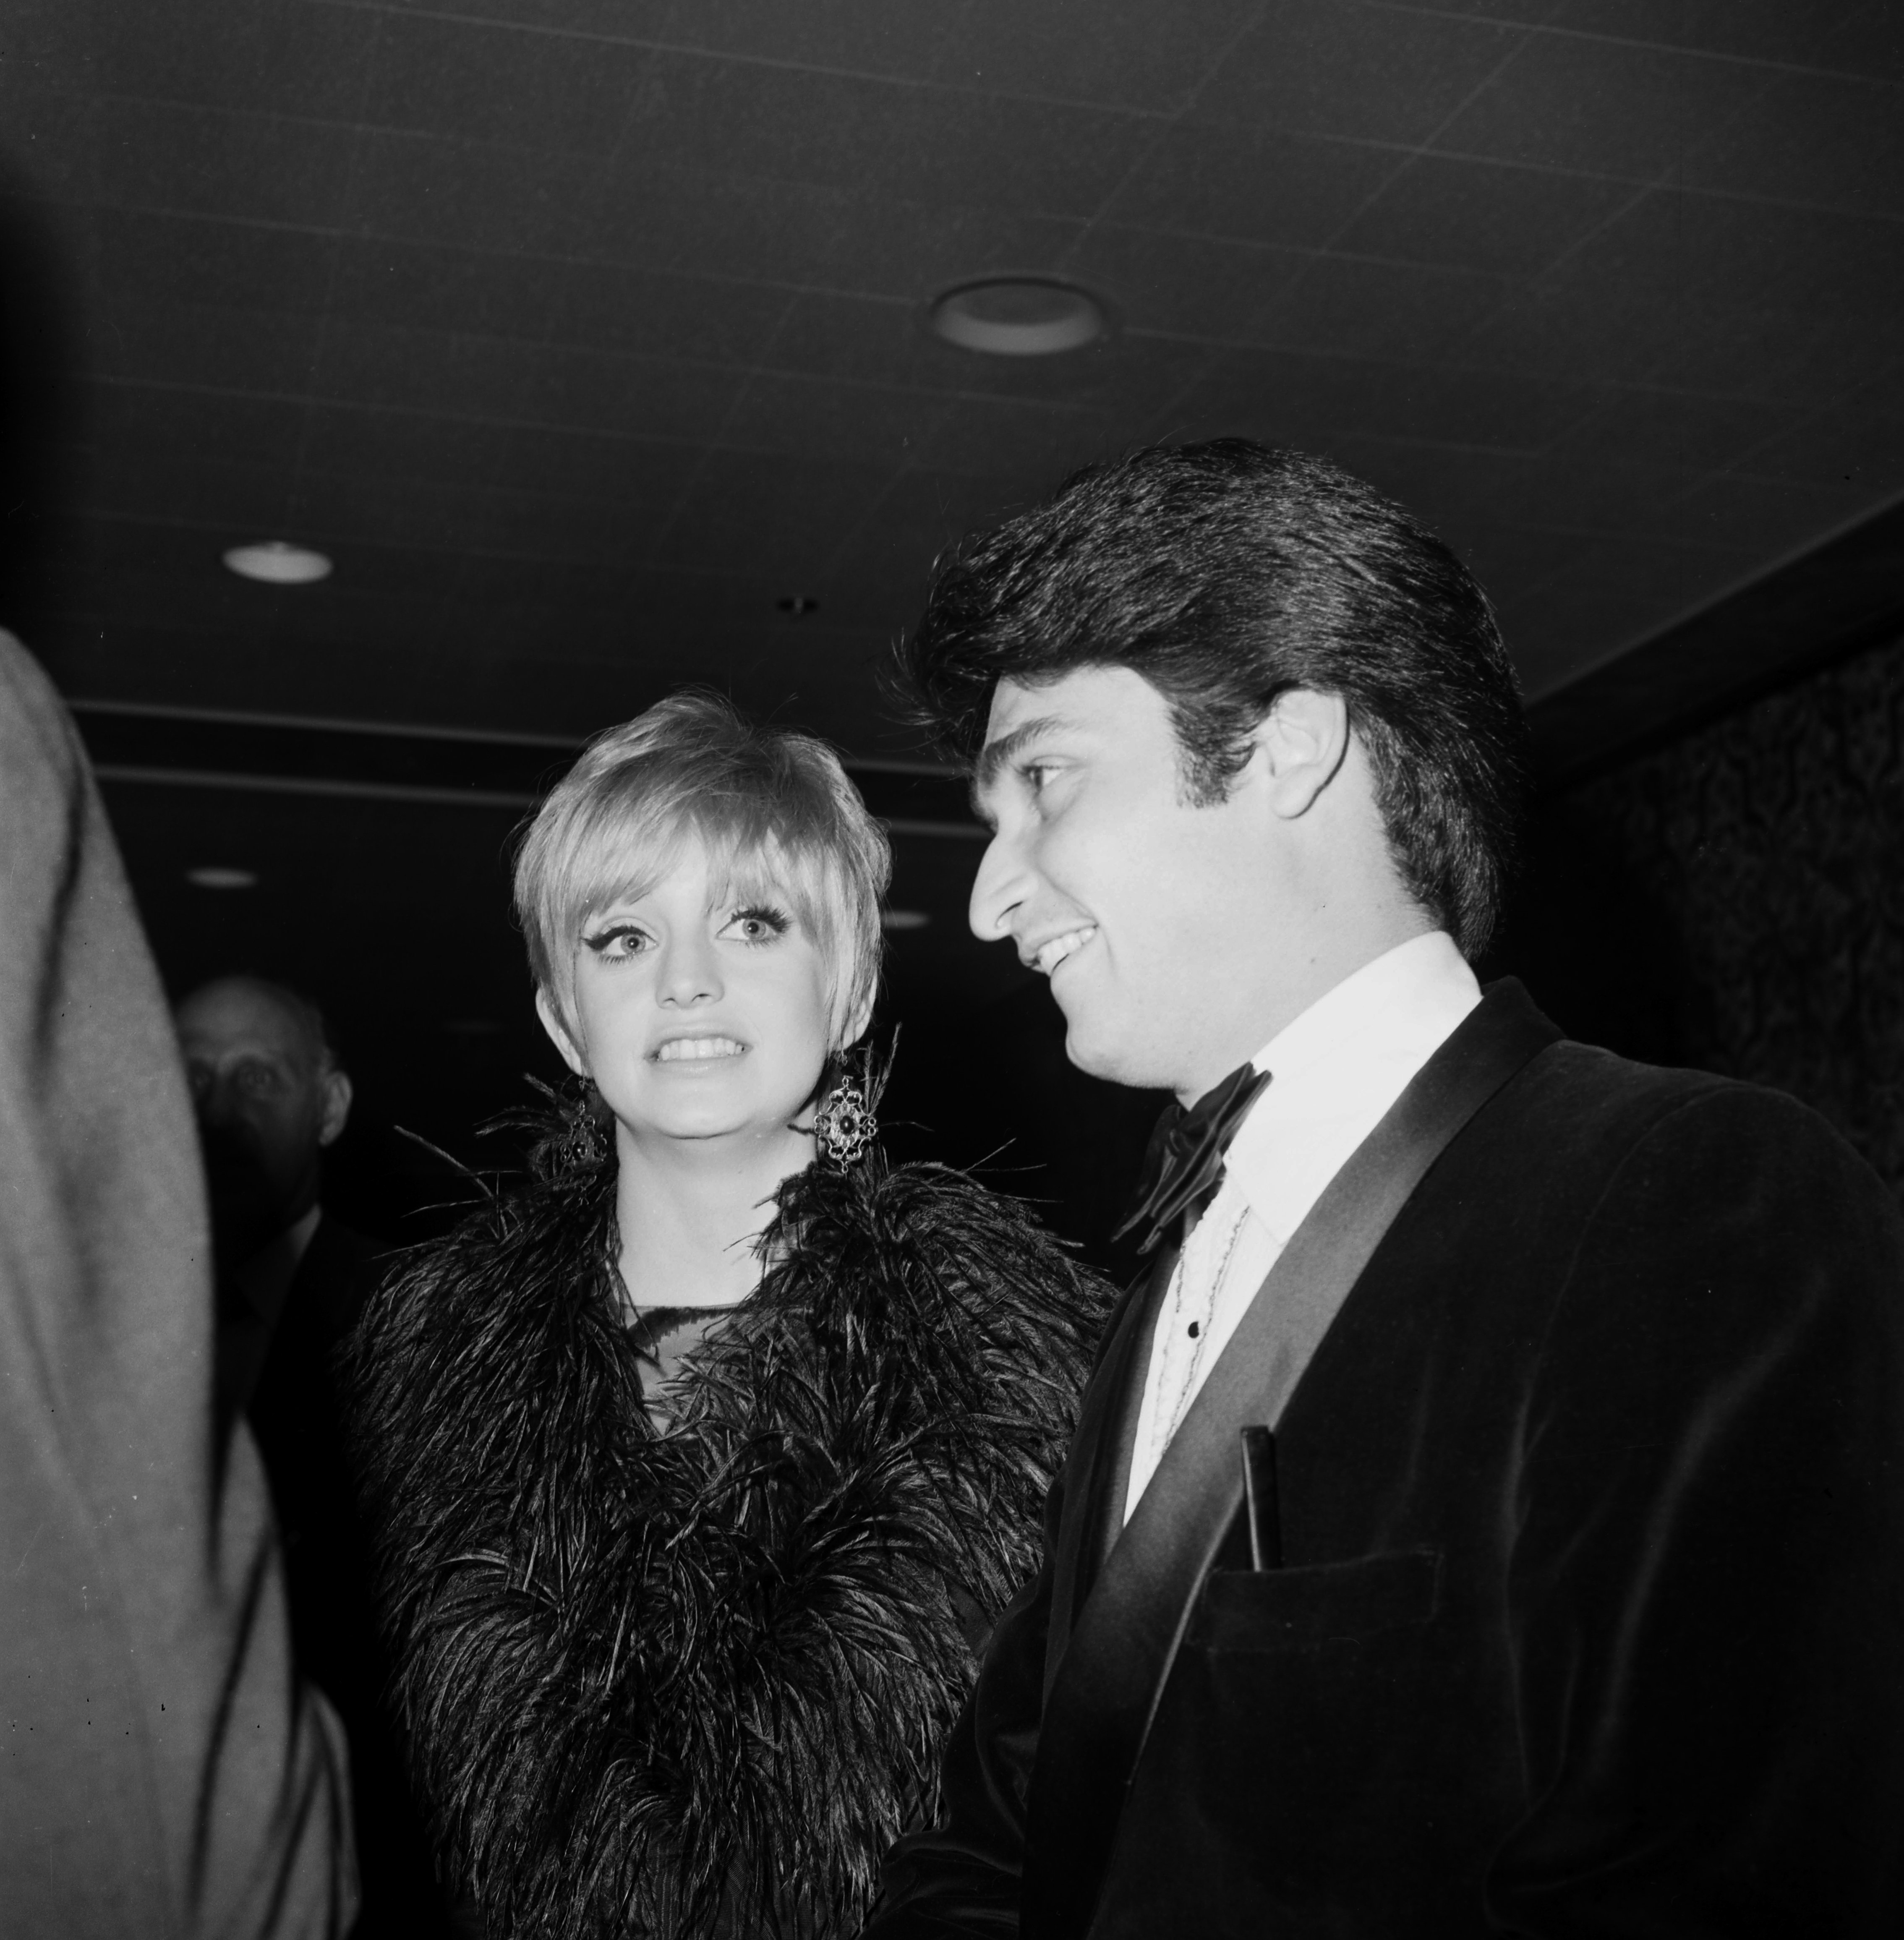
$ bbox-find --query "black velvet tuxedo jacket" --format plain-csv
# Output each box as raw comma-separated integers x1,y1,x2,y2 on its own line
865,981,1904,1938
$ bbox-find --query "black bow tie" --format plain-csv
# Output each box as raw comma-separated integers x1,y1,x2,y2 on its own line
1113,1062,1273,1256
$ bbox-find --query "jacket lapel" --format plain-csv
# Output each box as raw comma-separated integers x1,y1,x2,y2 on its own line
1042,1244,1178,1701
1021,981,1561,1940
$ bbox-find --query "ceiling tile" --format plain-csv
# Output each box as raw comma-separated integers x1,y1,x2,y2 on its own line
1545,386,1806,473
1196,0,1525,144
653,0,961,84
588,159,1086,297
92,98,359,227
1664,469,1881,560
1432,31,1774,178
1246,254,1507,360
82,381,308,470
1679,70,1904,217
549,258,791,363
1504,531,1772,697
719,370,947,466
930,0,1259,112
1305,436,1541,538
1541,0,1867,69
1813,9,1904,84
86,296,327,395
298,407,521,490
480,426,692,518
1162,348,1586,454
1457,522,1590,605
652,450,894,575
760,291,1214,417
84,447,294,531
341,129,607,256
1100,123,1400,250
1334,153,1638,274
362,0,677,42
1060,224,1302,338
327,235,567,341
511,348,744,443
362,9,650,155
95,0,379,123
616,50,1152,218
914,393,1120,478
308,319,551,416
1564,188,1904,320
91,208,336,318
1735,383,1904,493
0,89,100,204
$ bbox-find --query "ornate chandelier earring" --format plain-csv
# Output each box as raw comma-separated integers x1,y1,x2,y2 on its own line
813,1072,875,1167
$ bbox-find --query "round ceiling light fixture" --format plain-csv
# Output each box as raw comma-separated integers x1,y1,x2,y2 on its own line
186,866,259,890
929,278,1106,356
223,539,333,585
880,909,931,932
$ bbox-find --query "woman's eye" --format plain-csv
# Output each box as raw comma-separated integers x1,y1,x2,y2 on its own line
585,925,650,958
724,906,790,943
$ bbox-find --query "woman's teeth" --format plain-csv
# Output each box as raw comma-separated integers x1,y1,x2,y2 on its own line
1034,927,1097,976
655,1036,745,1062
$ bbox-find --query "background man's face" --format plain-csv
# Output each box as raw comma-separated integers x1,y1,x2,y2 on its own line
968,666,1282,1102
176,982,346,1263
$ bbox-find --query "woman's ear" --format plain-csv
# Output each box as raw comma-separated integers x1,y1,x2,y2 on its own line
534,987,590,1078
836,987,876,1055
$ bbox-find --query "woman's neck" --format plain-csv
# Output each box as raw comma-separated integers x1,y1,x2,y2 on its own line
611,1120,814,1310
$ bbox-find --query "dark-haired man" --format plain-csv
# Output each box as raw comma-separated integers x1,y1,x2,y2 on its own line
865,443,1904,1937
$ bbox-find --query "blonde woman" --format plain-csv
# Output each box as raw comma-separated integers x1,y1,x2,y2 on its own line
347,693,1108,1939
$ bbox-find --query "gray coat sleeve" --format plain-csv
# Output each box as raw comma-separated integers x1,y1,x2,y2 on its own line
0,630,358,1938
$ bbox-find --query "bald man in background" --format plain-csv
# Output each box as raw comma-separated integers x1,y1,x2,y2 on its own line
0,629,356,1935
175,978,452,1940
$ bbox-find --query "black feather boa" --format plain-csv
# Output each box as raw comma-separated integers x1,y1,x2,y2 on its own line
345,1121,1110,1940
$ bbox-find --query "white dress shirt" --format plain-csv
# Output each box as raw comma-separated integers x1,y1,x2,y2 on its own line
1123,930,1482,1521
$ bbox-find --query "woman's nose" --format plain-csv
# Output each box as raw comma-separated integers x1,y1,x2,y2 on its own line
968,830,1029,944
657,933,723,1006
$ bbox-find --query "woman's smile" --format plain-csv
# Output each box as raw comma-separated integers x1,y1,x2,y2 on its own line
652,1034,747,1064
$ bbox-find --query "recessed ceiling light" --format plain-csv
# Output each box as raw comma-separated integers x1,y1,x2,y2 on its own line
186,866,258,890
223,540,333,585
881,909,931,932
930,279,1106,356
777,595,820,618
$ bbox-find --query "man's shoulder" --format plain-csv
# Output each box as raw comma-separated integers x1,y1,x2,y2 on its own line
295,1214,392,1333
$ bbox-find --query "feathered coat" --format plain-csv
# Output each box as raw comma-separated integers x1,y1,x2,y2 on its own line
346,1121,1110,1940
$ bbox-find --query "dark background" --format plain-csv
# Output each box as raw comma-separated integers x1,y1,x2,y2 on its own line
2,2,1901,1269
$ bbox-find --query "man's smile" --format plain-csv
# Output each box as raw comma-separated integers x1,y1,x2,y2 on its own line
1026,926,1098,977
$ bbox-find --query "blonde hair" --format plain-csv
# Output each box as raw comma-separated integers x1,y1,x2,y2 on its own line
514,692,891,1046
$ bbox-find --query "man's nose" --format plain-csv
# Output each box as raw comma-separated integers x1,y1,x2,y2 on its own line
968,829,1029,945
657,932,723,1006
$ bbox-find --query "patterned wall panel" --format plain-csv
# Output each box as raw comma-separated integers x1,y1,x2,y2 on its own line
1549,631,1904,1194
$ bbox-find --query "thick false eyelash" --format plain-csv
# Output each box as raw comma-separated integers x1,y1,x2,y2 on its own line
582,923,646,955
731,903,792,935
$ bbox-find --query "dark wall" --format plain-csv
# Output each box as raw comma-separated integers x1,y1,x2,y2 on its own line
1491,628,1904,1197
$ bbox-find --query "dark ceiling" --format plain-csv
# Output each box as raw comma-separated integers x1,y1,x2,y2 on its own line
1,0,1900,1233
7,0,1901,743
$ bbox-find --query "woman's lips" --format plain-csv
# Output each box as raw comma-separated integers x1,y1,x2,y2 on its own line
653,1035,746,1063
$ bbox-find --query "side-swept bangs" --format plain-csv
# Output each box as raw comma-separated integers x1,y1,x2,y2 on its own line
515,692,891,1045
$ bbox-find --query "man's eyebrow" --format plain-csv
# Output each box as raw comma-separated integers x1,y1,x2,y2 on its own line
972,715,1067,797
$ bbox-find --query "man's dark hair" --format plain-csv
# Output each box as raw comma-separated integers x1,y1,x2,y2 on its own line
897,441,1529,958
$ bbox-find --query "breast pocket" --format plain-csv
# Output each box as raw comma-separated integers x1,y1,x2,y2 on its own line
1186,1548,1442,1654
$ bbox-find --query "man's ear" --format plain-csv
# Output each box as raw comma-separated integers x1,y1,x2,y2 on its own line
1256,687,1350,819
535,987,590,1078
316,1068,354,1149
